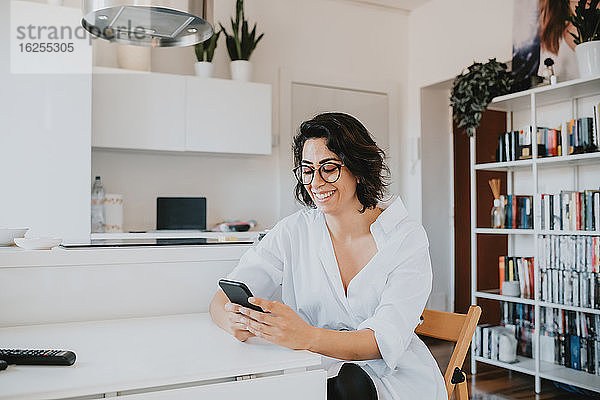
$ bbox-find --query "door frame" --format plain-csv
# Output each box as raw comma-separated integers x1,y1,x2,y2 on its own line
278,67,401,219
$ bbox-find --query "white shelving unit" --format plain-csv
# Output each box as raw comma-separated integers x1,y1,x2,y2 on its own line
470,77,600,393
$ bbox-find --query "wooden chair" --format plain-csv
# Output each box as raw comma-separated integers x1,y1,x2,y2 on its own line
415,305,482,400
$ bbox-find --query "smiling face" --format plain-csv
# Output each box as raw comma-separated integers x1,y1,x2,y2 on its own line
301,138,360,216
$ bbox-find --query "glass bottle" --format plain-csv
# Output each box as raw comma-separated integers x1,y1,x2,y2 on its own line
91,176,105,233
491,198,504,229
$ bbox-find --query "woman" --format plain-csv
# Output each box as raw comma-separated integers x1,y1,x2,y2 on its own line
209,112,446,399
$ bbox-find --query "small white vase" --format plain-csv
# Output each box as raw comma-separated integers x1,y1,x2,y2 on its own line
575,40,600,78
230,60,252,82
117,44,151,71
194,61,214,78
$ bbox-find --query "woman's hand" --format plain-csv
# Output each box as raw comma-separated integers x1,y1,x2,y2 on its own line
223,302,255,342
238,297,315,350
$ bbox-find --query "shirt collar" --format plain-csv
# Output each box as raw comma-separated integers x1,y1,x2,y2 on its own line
373,195,409,234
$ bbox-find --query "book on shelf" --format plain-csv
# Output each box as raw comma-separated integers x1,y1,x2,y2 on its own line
566,116,599,155
540,190,600,232
536,126,562,158
539,235,600,309
541,307,599,375
499,194,533,229
594,103,600,151
499,256,534,299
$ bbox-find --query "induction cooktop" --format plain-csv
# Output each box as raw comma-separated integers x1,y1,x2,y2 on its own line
61,238,254,248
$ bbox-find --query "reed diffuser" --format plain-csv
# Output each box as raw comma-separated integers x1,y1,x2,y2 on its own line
488,178,504,228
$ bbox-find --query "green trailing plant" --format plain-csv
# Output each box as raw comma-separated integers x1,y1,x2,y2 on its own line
450,58,513,137
220,0,264,61
568,0,600,45
194,29,221,62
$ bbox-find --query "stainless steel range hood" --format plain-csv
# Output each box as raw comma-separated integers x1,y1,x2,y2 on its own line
82,0,213,48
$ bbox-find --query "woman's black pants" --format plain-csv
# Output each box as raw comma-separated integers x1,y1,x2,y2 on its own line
327,363,378,400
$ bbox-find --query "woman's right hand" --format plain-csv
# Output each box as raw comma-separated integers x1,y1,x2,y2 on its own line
224,301,255,342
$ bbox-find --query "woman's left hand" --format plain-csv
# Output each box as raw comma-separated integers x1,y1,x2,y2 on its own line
238,297,315,351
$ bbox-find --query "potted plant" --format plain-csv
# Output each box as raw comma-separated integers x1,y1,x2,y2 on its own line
194,29,221,78
450,58,513,137
220,0,264,81
568,0,600,77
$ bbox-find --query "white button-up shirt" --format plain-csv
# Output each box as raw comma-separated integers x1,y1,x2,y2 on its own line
227,196,446,399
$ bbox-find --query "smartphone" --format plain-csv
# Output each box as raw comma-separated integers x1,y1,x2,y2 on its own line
218,279,263,312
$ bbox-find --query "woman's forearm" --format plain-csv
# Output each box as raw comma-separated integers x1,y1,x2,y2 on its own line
308,327,382,361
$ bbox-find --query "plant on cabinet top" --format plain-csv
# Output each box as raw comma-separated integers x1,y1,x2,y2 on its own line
195,29,222,62
220,0,264,61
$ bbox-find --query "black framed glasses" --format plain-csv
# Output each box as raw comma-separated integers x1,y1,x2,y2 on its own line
293,162,344,185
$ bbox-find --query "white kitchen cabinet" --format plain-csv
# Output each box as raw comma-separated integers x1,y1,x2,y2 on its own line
185,77,272,154
92,68,272,155
92,68,187,151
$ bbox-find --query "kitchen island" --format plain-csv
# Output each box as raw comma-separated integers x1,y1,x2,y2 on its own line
0,243,251,328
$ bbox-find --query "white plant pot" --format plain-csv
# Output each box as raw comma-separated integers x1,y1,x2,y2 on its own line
575,40,600,78
230,60,252,82
117,44,151,72
194,61,214,78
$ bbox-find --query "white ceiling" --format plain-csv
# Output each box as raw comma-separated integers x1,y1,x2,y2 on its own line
345,0,432,12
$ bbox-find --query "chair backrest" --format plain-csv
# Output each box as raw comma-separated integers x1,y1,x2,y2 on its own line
415,305,482,400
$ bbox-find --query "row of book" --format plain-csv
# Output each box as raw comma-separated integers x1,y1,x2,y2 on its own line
496,127,533,162
498,256,534,299
497,194,533,229
474,303,534,360
538,235,600,273
540,269,598,309
540,190,600,232
541,308,599,375
495,114,600,163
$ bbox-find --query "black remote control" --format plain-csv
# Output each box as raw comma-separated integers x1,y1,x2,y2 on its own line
0,349,76,366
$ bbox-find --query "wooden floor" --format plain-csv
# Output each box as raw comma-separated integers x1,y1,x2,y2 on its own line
423,337,600,400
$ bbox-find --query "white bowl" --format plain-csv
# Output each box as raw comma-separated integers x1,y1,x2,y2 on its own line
0,228,29,246
14,237,62,250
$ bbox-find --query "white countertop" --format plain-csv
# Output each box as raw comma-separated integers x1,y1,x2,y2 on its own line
0,243,252,268
0,313,322,400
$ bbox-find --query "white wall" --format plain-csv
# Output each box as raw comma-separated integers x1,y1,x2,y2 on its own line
407,0,514,222
1,1,91,242
407,0,514,310
92,0,410,231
